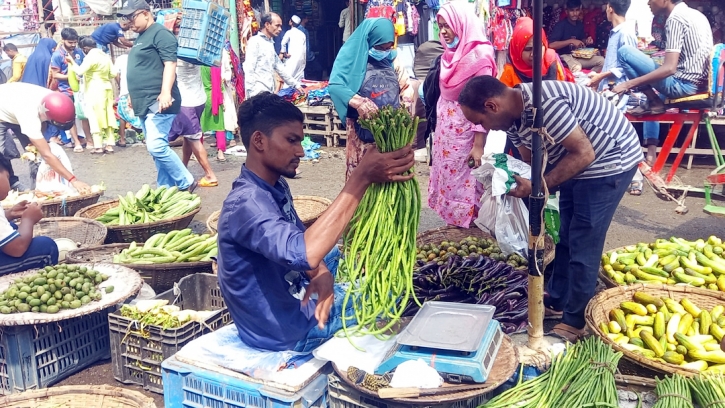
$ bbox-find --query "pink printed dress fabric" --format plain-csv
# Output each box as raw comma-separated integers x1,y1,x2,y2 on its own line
428,98,485,228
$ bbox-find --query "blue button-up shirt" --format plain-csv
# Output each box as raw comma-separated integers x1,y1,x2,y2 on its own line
598,21,638,92
217,165,317,351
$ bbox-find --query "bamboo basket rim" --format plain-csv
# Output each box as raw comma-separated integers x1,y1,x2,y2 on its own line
585,283,725,377
0,263,143,326
0,384,157,407
66,243,214,271
1,190,104,209
74,199,201,231
33,217,108,245
207,195,332,235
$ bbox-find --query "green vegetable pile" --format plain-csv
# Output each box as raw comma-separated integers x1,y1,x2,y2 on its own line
120,300,215,331
691,372,725,407
0,265,112,314
483,337,622,407
340,106,421,338
416,236,528,270
113,229,218,264
652,374,692,408
96,184,200,226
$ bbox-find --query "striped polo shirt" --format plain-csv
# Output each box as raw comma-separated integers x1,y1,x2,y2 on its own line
665,2,713,88
507,81,643,180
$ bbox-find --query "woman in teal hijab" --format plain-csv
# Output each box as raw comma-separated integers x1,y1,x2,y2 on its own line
329,18,398,181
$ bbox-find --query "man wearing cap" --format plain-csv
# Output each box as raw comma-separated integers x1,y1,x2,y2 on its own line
280,15,307,84
244,12,304,98
0,82,91,193
118,0,196,192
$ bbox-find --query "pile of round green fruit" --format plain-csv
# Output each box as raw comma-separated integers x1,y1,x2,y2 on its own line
416,236,529,270
0,265,113,314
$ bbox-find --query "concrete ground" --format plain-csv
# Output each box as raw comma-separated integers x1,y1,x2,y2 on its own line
7,138,725,406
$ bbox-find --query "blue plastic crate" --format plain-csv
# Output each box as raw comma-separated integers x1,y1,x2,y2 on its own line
0,307,112,395
162,355,328,408
177,0,230,66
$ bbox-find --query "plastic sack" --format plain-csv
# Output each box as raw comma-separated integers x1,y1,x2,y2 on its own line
544,193,560,244
35,142,77,194
472,153,531,257
301,136,321,161
68,70,79,92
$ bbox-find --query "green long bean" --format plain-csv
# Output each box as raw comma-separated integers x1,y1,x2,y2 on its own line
339,106,421,343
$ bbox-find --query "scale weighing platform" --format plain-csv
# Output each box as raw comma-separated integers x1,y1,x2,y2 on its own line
376,302,504,384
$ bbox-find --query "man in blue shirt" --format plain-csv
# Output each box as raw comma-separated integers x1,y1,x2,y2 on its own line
217,92,415,352
588,0,637,93
50,27,85,151
91,21,134,52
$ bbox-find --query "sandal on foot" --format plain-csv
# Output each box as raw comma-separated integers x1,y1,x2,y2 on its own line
547,323,588,343
629,180,643,196
117,141,127,147
545,306,563,320
73,145,84,153
199,177,218,187
182,180,199,194
90,149,104,154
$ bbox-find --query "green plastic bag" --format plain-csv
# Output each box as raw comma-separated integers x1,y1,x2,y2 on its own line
544,193,560,244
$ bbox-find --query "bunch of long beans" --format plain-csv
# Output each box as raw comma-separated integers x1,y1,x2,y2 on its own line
482,337,621,408
339,106,421,339
653,375,693,408
690,373,725,408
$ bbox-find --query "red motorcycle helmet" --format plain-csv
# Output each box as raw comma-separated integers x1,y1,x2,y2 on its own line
41,92,75,130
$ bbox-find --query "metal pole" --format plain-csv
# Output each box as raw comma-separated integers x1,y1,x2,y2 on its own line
527,0,546,350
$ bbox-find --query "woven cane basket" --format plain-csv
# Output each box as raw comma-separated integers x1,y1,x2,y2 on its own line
66,243,212,293
0,384,157,407
585,283,725,377
206,195,332,235
75,199,200,244
33,217,107,247
416,225,555,266
2,191,103,218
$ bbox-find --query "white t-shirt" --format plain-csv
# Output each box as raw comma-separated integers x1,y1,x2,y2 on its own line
0,209,19,248
114,54,129,96
176,61,207,108
0,82,53,140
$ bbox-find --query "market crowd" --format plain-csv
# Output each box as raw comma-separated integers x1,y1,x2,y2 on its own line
0,0,718,354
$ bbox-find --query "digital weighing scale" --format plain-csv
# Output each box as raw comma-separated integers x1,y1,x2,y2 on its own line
376,302,504,384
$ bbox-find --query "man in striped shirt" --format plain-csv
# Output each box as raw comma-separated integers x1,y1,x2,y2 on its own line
459,77,642,342
612,0,713,115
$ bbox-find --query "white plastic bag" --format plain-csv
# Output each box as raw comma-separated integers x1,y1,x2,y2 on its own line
472,153,531,257
35,142,77,194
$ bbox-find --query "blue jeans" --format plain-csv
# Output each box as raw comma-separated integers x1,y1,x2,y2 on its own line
617,45,700,99
546,166,637,329
140,113,194,189
0,223,58,276
644,122,661,147
293,246,357,352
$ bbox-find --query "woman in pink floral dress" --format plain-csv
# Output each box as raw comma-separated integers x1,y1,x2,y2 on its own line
428,1,496,227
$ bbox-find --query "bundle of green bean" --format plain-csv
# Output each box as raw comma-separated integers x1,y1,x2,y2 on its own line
690,373,725,408
112,229,217,264
653,374,692,408
483,337,621,408
340,106,421,339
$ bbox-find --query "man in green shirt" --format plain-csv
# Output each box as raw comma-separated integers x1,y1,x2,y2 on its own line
118,0,196,191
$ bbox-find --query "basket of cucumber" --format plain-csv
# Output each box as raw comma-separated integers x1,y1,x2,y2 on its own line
66,241,214,293
75,199,200,244
599,237,725,293
585,283,725,377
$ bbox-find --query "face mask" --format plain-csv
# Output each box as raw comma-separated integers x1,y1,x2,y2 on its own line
446,36,460,49
369,48,391,61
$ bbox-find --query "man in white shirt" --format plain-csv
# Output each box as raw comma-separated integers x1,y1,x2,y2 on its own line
0,83,91,194
280,15,307,84
339,0,352,43
169,60,219,187
0,155,59,276
243,12,304,98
